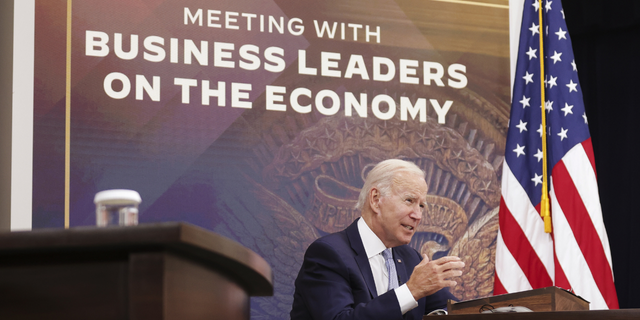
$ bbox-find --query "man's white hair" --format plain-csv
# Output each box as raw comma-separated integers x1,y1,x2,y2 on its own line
355,159,426,211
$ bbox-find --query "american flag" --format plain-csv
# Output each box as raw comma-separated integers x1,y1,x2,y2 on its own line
494,0,619,309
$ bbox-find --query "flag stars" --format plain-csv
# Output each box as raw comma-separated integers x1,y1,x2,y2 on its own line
523,71,535,84
529,22,540,36
532,173,543,186
567,79,578,92
558,127,568,141
513,144,526,157
516,120,528,133
526,47,537,60
547,75,557,88
561,9,565,19
520,95,531,108
583,113,588,124
571,60,577,71
545,0,553,12
537,124,544,137
555,27,567,40
562,103,574,116
532,0,540,12
534,149,544,162
550,51,563,64
545,100,554,112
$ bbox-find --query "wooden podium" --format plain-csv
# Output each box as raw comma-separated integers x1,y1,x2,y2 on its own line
448,287,588,314
437,309,640,320
0,222,273,320
443,287,640,319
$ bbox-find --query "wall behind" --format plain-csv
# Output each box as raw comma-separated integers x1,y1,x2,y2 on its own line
564,0,640,309
0,0,14,231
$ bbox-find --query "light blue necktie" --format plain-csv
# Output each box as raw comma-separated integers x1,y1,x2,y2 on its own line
382,248,399,291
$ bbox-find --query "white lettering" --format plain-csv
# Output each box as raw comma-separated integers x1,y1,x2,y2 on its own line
239,44,260,70
298,50,317,75
400,97,426,122
431,99,453,124
207,10,221,28
114,33,138,60
184,8,202,26
423,61,445,86
231,82,251,108
372,94,395,120
314,20,337,38
225,11,239,30
266,85,286,111
135,75,160,101
264,47,285,72
315,90,341,116
366,25,381,43
143,36,165,62
213,42,235,68
174,77,198,104
288,18,305,36
399,59,419,84
290,88,312,113
448,64,467,89
321,52,341,78
344,54,369,80
345,92,367,117
184,40,208,66
202,80,226,106
85,30,109,57
373,57,395,82
104,72,130,99
347,23,362,41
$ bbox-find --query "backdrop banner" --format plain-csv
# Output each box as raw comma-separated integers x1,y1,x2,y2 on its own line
33,0,509,318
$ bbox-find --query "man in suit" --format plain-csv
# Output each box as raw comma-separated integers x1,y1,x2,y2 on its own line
290,159,465,320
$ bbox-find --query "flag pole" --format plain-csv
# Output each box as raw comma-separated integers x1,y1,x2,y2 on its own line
538,0,552,233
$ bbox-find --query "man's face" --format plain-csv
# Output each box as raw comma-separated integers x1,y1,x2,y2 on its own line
371,172,427,248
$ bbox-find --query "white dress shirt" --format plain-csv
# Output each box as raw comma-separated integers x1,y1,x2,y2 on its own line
357,218,419,314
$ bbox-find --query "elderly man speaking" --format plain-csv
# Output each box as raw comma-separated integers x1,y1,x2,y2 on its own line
291,159,465,320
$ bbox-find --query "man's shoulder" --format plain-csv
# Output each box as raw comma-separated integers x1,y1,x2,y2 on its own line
311,228,350,249
310,219,359,248
301,229,356,269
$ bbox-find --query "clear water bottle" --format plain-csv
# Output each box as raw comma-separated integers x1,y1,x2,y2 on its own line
94,189,141,227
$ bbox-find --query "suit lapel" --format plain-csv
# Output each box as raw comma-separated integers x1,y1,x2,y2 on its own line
393,248,410,286
346,219,378,299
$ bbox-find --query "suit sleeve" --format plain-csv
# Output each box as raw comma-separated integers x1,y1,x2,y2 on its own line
291,240,404,320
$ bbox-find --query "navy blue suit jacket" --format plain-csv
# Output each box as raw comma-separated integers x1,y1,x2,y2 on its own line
290,218,454,320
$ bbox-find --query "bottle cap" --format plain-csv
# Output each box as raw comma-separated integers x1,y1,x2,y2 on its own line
94,189,141,205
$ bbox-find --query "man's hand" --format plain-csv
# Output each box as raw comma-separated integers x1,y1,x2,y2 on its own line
405,255,465,300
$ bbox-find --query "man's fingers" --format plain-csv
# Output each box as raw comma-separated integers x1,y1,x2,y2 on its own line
444,279,458,288
434,256,462,264
441,260,465,271
443,268,464,279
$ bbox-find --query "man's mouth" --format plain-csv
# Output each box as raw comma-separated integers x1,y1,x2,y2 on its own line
402,224,414,231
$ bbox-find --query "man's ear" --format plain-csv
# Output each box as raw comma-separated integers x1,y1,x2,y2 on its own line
369,187,381,214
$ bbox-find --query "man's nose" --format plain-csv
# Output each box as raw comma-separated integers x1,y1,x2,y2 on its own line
409,206,423,220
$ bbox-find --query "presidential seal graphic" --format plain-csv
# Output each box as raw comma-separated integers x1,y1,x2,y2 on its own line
217,75,509,318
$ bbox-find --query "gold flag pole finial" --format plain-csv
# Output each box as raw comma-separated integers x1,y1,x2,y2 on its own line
538,0,552,233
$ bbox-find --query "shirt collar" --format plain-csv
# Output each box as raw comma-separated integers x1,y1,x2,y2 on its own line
357,217,388,259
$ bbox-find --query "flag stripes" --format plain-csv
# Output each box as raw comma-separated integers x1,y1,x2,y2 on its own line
495,0,618,310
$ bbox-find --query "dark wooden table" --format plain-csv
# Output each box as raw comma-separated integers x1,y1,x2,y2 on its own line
429,309,640,320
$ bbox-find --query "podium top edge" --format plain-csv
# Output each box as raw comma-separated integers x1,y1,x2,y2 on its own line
0,222,273,296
